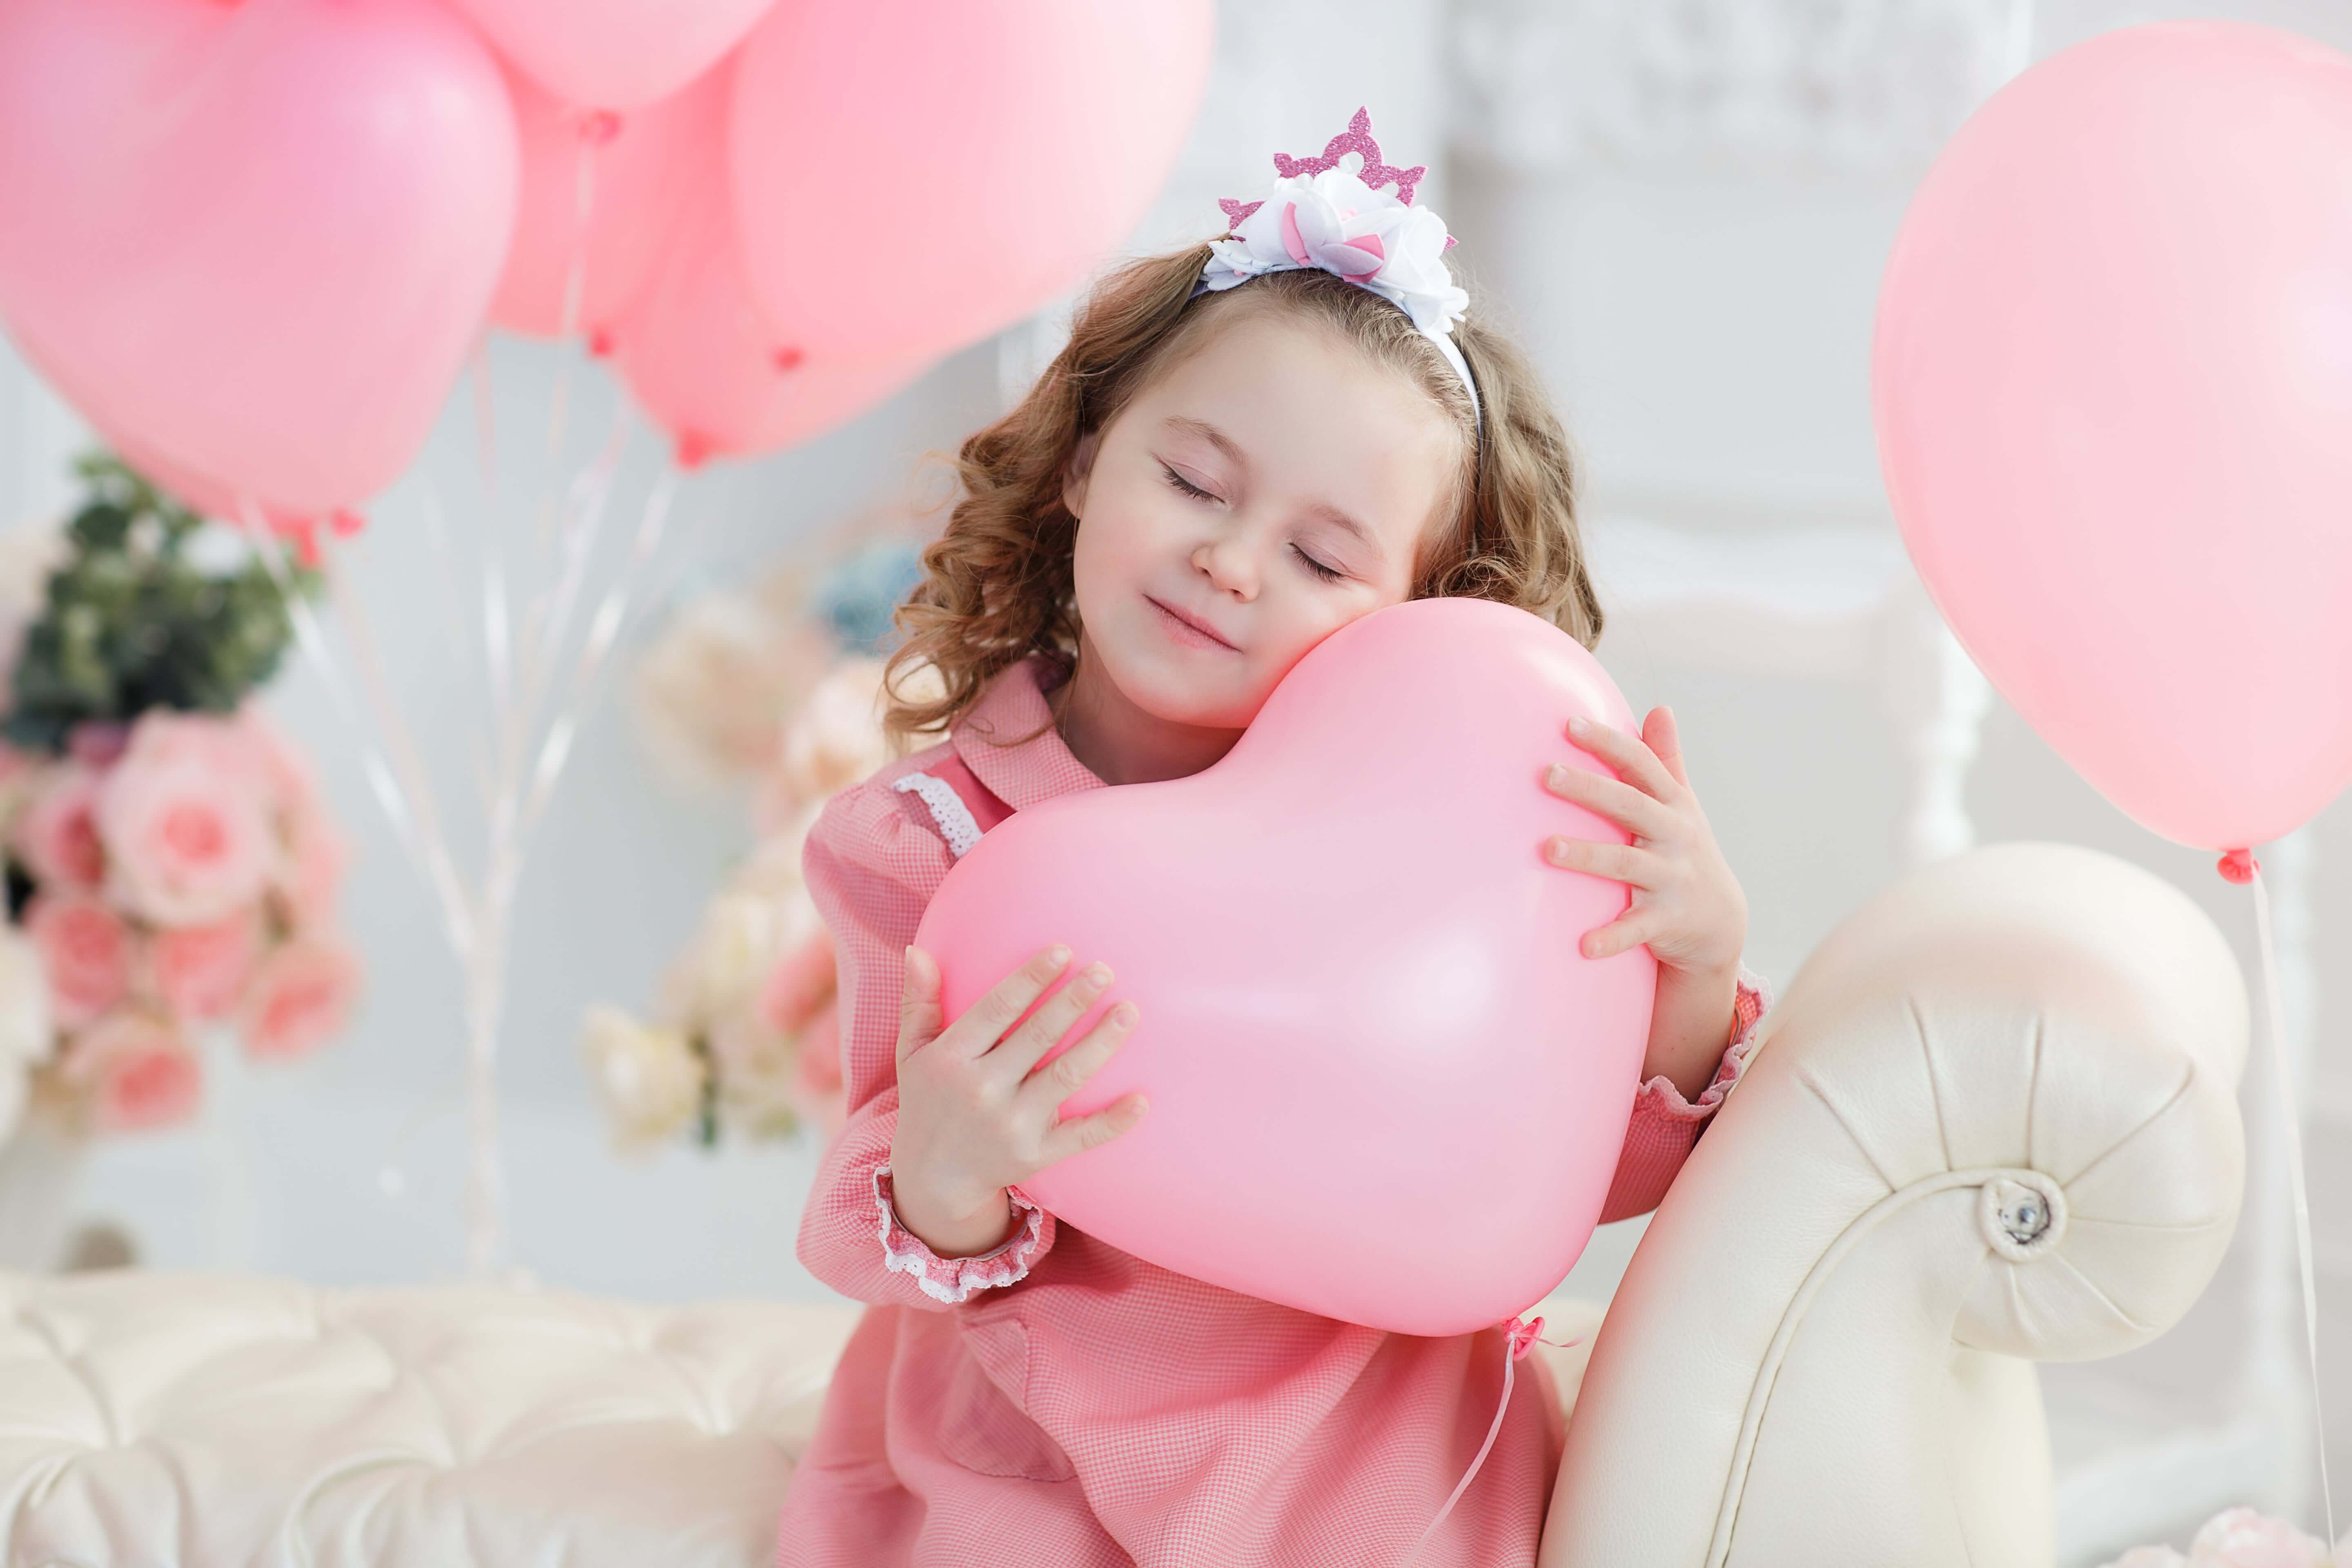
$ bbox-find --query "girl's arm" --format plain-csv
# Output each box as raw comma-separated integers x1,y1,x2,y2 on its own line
1597,958,1773,1223
796,778,1058,1311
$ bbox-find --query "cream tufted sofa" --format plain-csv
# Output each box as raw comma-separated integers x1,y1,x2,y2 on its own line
0,841,2247,1567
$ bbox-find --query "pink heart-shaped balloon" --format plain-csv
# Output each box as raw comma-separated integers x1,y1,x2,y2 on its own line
609,134,928,466
488,59,726,338
913,598,1657,1336
0,0,517,516
443,0,780,111
731,0,1213,363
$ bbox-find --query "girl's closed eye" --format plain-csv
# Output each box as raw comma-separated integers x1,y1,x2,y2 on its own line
1159,461,1220,503
1292,544,1344,583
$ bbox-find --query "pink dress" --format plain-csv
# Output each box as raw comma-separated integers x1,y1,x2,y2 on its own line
777,654,1773,1568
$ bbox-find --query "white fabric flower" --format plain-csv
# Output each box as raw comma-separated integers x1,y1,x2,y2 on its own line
757,655,945,834
579,1004,704,1154
2097,1508,2349,1568
2186,1508,2334,1567
1203,166,1469,336
628,588,833,796
661,891,782,1027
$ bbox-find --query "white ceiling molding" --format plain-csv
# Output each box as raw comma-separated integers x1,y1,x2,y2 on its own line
1452,0,2032,178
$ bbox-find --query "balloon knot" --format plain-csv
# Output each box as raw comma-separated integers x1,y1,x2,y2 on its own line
577,110,623,147
2217,847,2260,884
272,516,322,568
1506,1314,1544,1361
772,345,806,372
586,325,615,359
675,432,715,470
327,508,364,539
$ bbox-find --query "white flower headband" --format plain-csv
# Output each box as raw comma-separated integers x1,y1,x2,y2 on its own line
1196,108,1480,432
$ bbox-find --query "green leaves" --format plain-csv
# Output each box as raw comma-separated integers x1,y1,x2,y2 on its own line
2,452,323,755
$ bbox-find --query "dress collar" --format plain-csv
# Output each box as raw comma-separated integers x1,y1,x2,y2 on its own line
951,654,1105,811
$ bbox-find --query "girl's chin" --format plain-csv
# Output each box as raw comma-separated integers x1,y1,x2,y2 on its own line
1108,655,1264,732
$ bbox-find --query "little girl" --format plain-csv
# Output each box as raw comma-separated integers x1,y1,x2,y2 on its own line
777,111,1771,1568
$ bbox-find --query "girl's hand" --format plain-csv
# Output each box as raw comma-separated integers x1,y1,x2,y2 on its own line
887,942,1147,1256
1537,705,1747,979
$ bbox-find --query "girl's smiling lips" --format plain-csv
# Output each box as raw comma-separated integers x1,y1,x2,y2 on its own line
1146,594,1241,652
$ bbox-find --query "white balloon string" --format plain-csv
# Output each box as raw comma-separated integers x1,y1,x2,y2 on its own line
2251,858,2336,1543
557,125,602,343
516,403,629,733
481,551,514,779
519,462,685,847
243,505,472,957
317,541,477,959
538,125,604,555
418,479,494,811
468,338,499,504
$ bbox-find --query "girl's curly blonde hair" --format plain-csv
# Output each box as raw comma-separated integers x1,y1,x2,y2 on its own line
880,240,1602,746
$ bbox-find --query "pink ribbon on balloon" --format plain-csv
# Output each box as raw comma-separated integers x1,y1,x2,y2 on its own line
1408,1309,1588,1564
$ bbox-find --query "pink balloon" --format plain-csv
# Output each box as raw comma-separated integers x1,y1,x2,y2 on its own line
732,0,1214,363
1873,20,2352,852
911,598,1655,1336
610,160,927,466
0,0,517,517
442,0,778,111
489,62,726,338
98,421,295,528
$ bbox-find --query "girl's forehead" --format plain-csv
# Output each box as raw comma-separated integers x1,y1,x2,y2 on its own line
1128,310,1462,497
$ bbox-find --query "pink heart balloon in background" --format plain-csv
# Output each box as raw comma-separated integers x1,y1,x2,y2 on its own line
0,0,518,517
730,0,1214,364
912,597,1657,1336
488,60,726,339
441,0,779,111
87,416,339,559
608,127,930,468
1873,20,2352,852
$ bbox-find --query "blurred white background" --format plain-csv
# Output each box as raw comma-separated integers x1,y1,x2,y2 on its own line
2,0,2347,1555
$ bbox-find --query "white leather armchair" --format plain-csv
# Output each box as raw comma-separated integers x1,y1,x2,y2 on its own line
0,841,2248,1567
1545,839,2248,1568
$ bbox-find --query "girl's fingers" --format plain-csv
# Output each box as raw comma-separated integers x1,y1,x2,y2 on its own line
1581,912,1659,960
1544,835,1660,886
895,944,946,1066
941,943,1075,1058
987,958,1117,1078
1037,1089,1149,1168
1543,761,1672,839
1644,706,1693,790
1017,1000,1140,1125
1566,714,1679,802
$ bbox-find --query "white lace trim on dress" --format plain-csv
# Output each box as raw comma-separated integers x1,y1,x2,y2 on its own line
891,771,983,859
874,1164,1047,1304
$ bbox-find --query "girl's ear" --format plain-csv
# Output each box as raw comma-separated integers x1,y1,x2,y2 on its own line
1062,429,1102,520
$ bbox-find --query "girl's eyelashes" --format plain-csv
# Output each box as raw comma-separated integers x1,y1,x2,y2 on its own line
1159,461,1220,503
1157,458,1344,583
1292,543,1344,583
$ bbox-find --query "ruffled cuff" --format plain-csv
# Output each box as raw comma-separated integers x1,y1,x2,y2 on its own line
874,1164,1049,1305
1631,960,1775,1125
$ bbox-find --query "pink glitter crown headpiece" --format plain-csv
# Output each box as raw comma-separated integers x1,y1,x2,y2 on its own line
1198,108,1478,429
1218,106,1429,227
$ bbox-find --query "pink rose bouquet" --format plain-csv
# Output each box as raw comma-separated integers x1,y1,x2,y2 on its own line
5,705,361,1138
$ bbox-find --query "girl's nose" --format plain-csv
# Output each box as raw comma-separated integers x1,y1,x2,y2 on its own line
1192,534,1257,599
